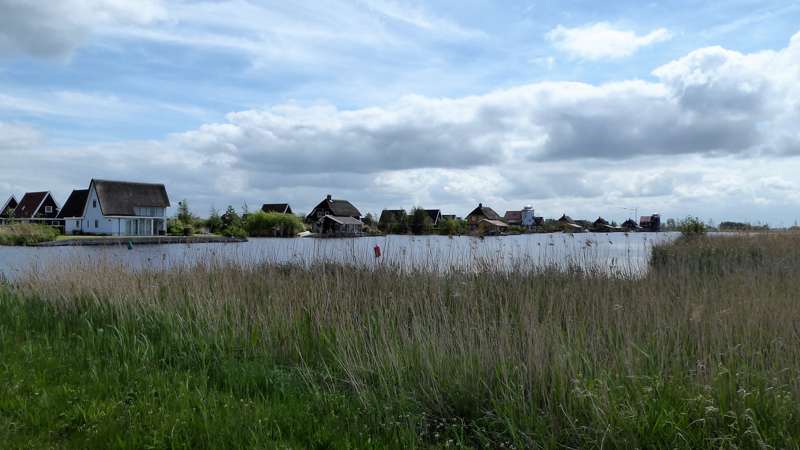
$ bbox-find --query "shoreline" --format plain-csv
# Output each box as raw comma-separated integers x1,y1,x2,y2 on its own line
33,235,247,247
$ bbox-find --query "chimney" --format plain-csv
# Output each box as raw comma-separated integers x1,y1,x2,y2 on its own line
478,203,482,208
326,194,332,201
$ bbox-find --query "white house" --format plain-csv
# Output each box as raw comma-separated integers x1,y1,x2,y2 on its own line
61,179,171,236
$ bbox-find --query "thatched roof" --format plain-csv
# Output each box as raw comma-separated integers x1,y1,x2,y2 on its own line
92,179,170,216
466,203,502,221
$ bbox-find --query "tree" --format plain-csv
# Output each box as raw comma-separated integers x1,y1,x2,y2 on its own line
206,207,223,234
408,207,432,235
177,199,194,224
222,205,242,229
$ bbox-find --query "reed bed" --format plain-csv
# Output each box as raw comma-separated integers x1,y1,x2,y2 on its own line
2,232,800,448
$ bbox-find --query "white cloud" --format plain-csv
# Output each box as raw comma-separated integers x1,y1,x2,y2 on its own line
0,0,166,59
546,22,672,60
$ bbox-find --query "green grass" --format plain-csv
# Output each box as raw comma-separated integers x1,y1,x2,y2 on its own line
0,223,59,246
0,293,428,449
3,232,800,448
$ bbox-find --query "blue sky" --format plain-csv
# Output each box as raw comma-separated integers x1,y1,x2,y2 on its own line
1,0,800,224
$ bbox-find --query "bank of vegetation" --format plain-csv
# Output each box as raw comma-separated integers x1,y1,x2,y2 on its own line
2,232,800,448
0,223,60,246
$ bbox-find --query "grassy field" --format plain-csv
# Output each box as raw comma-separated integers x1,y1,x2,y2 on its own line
2,232,800,448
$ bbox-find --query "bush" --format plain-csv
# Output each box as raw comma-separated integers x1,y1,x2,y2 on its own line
0,224,59,246
679,216,707,238
221,225,247,239
244,211,304,237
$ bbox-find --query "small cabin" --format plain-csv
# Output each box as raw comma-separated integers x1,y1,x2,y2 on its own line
466,203,503,231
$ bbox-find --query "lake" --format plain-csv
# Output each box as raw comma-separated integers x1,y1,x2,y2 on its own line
0,232,679,280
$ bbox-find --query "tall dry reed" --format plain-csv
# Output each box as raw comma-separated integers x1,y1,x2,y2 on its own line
9,232,800,447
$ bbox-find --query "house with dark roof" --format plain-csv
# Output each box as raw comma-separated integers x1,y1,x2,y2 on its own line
621,219,639,231
639,214,662,232
80,179,171,236
58,189,90,234
425,209,442,227
465,203,503,231
306,194,363,235
261,203,293,215
10,192,61,226
1,195,18,223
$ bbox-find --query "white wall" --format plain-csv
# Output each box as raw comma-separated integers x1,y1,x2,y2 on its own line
83,185,117,235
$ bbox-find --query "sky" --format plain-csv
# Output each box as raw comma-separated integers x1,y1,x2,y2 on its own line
1,0,799,225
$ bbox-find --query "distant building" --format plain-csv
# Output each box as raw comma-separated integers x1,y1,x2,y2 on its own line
521,206,537,228
621,219,639,231
74,179,170,236
10,191,61,227
505,205,538,230
466,203,503,231
503,210,522,226
307,194,362,234
320,215,364,236
261,203,293,215
0,195,18,223
58,189,90,234
425,209,442,227
639,214,662,232
478,219,509,235
441,214,457,221
558,214,585,232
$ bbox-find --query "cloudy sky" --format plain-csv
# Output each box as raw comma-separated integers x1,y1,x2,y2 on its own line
1,0,799,225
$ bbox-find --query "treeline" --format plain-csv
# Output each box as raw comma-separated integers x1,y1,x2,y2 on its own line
168,201,304,238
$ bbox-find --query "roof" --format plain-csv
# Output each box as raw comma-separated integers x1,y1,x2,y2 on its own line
640,215,652,224
479,219,509,228
312,196,361,218
504,211,522,223
558,214,574,223
92,179,170,216
12,192,49,218
261,203,292,214
323,215,364,225
594,217,609,226
58,189,90,218
1,196,17,216
466,204,502,221
379,209,406,223
425,209,441,223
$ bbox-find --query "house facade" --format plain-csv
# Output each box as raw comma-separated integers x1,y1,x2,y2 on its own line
10,192,61,227
306,194,363,234
466,204,503,231
639,214,662,232
69,179,170,236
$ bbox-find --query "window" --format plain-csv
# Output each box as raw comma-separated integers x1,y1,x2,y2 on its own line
75,220,79,227
45,206,52,213
94,220,98,228
93,200,97,208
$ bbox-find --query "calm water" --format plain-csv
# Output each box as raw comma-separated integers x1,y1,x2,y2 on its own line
0,233,679,280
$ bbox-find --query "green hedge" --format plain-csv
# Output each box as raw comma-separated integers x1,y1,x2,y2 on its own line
244,212,304,237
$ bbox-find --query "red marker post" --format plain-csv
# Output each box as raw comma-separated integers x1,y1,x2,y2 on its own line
373,244,382,258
